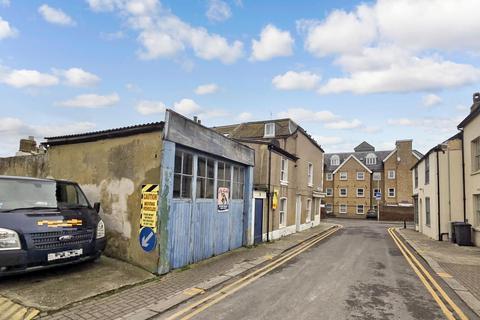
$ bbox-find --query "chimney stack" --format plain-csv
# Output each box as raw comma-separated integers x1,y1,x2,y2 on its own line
472,92,480,113
193,116,198,123
19,137,37,153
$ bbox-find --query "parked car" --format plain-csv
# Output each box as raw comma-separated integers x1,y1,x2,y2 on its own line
0,175,106,276
366,209,378,219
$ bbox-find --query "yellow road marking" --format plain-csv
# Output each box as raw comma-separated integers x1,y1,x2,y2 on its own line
166,225,341,320
0,296,39,320
438,272,453,278
183,288,205,296
388,228,468,320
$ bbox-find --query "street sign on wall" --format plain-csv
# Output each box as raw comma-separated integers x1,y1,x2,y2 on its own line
139,227,156,252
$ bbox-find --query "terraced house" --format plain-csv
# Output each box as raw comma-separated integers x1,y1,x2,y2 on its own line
324,141,421,219
213,119,325,242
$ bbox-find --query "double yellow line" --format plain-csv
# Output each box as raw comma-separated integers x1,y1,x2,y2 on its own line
165,225,341,320
388,228,468,320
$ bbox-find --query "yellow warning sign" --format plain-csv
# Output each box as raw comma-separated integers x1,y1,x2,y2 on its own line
141,184,159,232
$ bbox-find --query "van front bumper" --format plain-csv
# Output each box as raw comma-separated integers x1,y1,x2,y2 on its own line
0,237,106,276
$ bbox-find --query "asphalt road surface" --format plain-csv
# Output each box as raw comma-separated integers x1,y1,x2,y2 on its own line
165,219,478,320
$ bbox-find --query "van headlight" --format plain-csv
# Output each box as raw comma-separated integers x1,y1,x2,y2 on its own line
96,220,105,239
0,228,21,250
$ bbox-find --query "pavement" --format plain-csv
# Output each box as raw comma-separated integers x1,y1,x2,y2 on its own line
398,227,480,317
159,218,477,320
0,256,154,312
39,222,336,320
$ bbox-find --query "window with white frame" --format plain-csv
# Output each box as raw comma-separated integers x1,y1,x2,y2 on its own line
357,204,365,214
339,204,347,214
279,197,287,227
357,188,364,197
326,203,333,213
306,198,312,222
173,150,193,199
475,194,480,226
473,137,480,172
388,170,396,179
366,153,377,165
326,173,333,181
264,123,275,137
373,172,381,181
340,188,347,197
340,172,348,180
280,158,288,184
196,156,215,199
307,163,313,186
232,166,245,199
356,172,365,180
326,188,333,196
330,155,340,166
388,188,395,197
425,157,430,185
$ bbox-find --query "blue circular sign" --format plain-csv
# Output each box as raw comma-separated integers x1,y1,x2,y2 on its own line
139,227,157,252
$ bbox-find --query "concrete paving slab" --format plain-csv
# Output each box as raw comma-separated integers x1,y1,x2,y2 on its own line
196,275,231,290
0,256,154,311
118,308,158,320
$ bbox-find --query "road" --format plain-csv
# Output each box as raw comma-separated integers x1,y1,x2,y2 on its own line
162,219,478,320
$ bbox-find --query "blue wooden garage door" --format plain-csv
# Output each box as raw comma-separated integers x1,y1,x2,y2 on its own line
169,149,246,269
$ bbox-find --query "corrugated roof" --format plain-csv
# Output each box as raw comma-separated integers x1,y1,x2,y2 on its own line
43,122,164,146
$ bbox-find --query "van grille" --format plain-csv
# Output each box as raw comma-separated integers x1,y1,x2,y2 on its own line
29,229,94,250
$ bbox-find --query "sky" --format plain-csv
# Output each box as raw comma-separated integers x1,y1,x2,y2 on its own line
0,0,479,157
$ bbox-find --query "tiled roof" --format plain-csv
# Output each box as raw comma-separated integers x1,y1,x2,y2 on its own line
324,150,393,172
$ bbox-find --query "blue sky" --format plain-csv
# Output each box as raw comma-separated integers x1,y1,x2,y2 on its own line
1,0,479,156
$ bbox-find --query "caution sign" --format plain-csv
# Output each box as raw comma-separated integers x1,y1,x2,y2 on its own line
141,184,159,232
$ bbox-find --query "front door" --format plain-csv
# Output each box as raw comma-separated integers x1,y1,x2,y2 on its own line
254,198,263,244
296,195,302,232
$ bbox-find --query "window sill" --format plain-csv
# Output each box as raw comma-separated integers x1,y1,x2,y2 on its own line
308,184,313,188
279,225,286,229
280,181,288,186
471,170,480,176
473,227,480,232
357,195,365,198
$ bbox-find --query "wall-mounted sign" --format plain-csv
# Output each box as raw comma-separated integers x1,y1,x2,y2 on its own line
217,187,230,212
141,184,159,232
139,227,156,252
272,189,279,210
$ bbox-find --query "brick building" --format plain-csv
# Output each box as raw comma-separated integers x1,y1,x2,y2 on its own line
324,140,422,218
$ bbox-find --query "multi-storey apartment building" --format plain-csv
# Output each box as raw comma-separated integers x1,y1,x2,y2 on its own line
214,119,325,242
458,93,480,246
324,140,421,218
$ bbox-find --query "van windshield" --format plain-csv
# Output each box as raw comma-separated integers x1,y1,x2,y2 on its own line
0,179,90,212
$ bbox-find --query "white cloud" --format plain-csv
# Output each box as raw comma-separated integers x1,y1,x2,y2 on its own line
387,116,464,132
455,104,469,112
57,93,119,108
319,54,480,94
195,83,219,95
135,100,166,115
297,5,376,57
1,69,59,88
324,119,362,130
1,0,10,7
199,109,229,118
0,16,17,40
58,68,100,87
173,98,201,115
422,94,442,107
0,117,96,157
87,0,243,64
206,0,231,22
313,135,344,145
277,108,337,122
251,24,294,61
100,31,125,40
272,71,320,91
237,112,252,121
38,4,76,26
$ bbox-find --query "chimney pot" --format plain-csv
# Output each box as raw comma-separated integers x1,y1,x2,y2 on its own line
193,116,198,123
473,92,480,103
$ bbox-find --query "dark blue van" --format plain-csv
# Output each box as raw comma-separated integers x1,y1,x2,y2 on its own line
0,176,106,276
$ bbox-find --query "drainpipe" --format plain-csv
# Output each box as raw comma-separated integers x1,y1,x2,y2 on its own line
266,146,272,242
460,130,467,223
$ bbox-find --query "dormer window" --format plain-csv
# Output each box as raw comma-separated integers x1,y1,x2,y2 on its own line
366,153,377,165
330,155,340,166
264,123,275,138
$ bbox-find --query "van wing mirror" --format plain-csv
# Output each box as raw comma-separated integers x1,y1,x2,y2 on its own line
93,202,101,213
